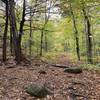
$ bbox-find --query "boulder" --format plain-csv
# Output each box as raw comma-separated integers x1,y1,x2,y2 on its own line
26,84,51,98
64,67,82,74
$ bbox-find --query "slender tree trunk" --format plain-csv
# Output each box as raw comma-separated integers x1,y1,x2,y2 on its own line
18,0,26,60
29,7,32,58
40,0,49,55
40,29,44,56
82,8,93,64
2,0,8,62
69,1,80,61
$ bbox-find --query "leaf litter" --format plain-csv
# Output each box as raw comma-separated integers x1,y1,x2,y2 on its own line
0,55,100,100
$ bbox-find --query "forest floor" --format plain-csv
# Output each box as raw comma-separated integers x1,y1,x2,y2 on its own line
0,54,100,100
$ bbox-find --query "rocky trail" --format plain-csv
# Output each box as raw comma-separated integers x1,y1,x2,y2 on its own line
0,54,100,100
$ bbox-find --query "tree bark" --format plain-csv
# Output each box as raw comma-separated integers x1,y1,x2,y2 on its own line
82,8,93,64
18,0,26,60
29,7,32,58
8,0,20,64
69,1,80,61
10,25,14,55
2,0,8,62
44,32,48,52
40,29,44,56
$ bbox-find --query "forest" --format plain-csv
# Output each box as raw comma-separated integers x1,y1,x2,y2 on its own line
0,0,100,100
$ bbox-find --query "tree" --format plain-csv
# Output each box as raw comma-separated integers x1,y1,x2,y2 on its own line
8,0,20,64
81,1,93,64
18,0,26,61
69,0,80,61
2,0,8,62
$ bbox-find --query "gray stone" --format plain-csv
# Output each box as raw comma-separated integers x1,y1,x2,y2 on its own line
26,84,51,98
64,67,82,74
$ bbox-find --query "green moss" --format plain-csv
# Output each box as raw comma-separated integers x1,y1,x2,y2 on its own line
26,84,51,98
80,63,100,73
64,67,82,74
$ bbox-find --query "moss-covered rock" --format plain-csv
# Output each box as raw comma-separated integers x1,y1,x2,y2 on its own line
64,67,82,74
97,63,100,67
26,84,51,98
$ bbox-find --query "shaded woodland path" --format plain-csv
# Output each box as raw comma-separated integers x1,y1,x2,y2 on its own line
0,54,100,100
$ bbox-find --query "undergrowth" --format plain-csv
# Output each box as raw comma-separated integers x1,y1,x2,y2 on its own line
80,63,100,73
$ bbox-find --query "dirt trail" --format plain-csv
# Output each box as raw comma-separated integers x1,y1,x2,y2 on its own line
0,55,100,100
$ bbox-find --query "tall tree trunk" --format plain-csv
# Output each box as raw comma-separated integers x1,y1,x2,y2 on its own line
29,7,32,58
18,0,26,60
69,1,80,61
2,0,8,62
8,0,20,64
82,8,93,64
40,0,49,55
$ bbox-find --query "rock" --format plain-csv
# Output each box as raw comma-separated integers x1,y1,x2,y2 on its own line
64,67,82,74
26,84,51,98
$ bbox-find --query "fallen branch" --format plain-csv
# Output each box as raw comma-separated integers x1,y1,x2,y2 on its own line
41,59,69,68
49,64,69,68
